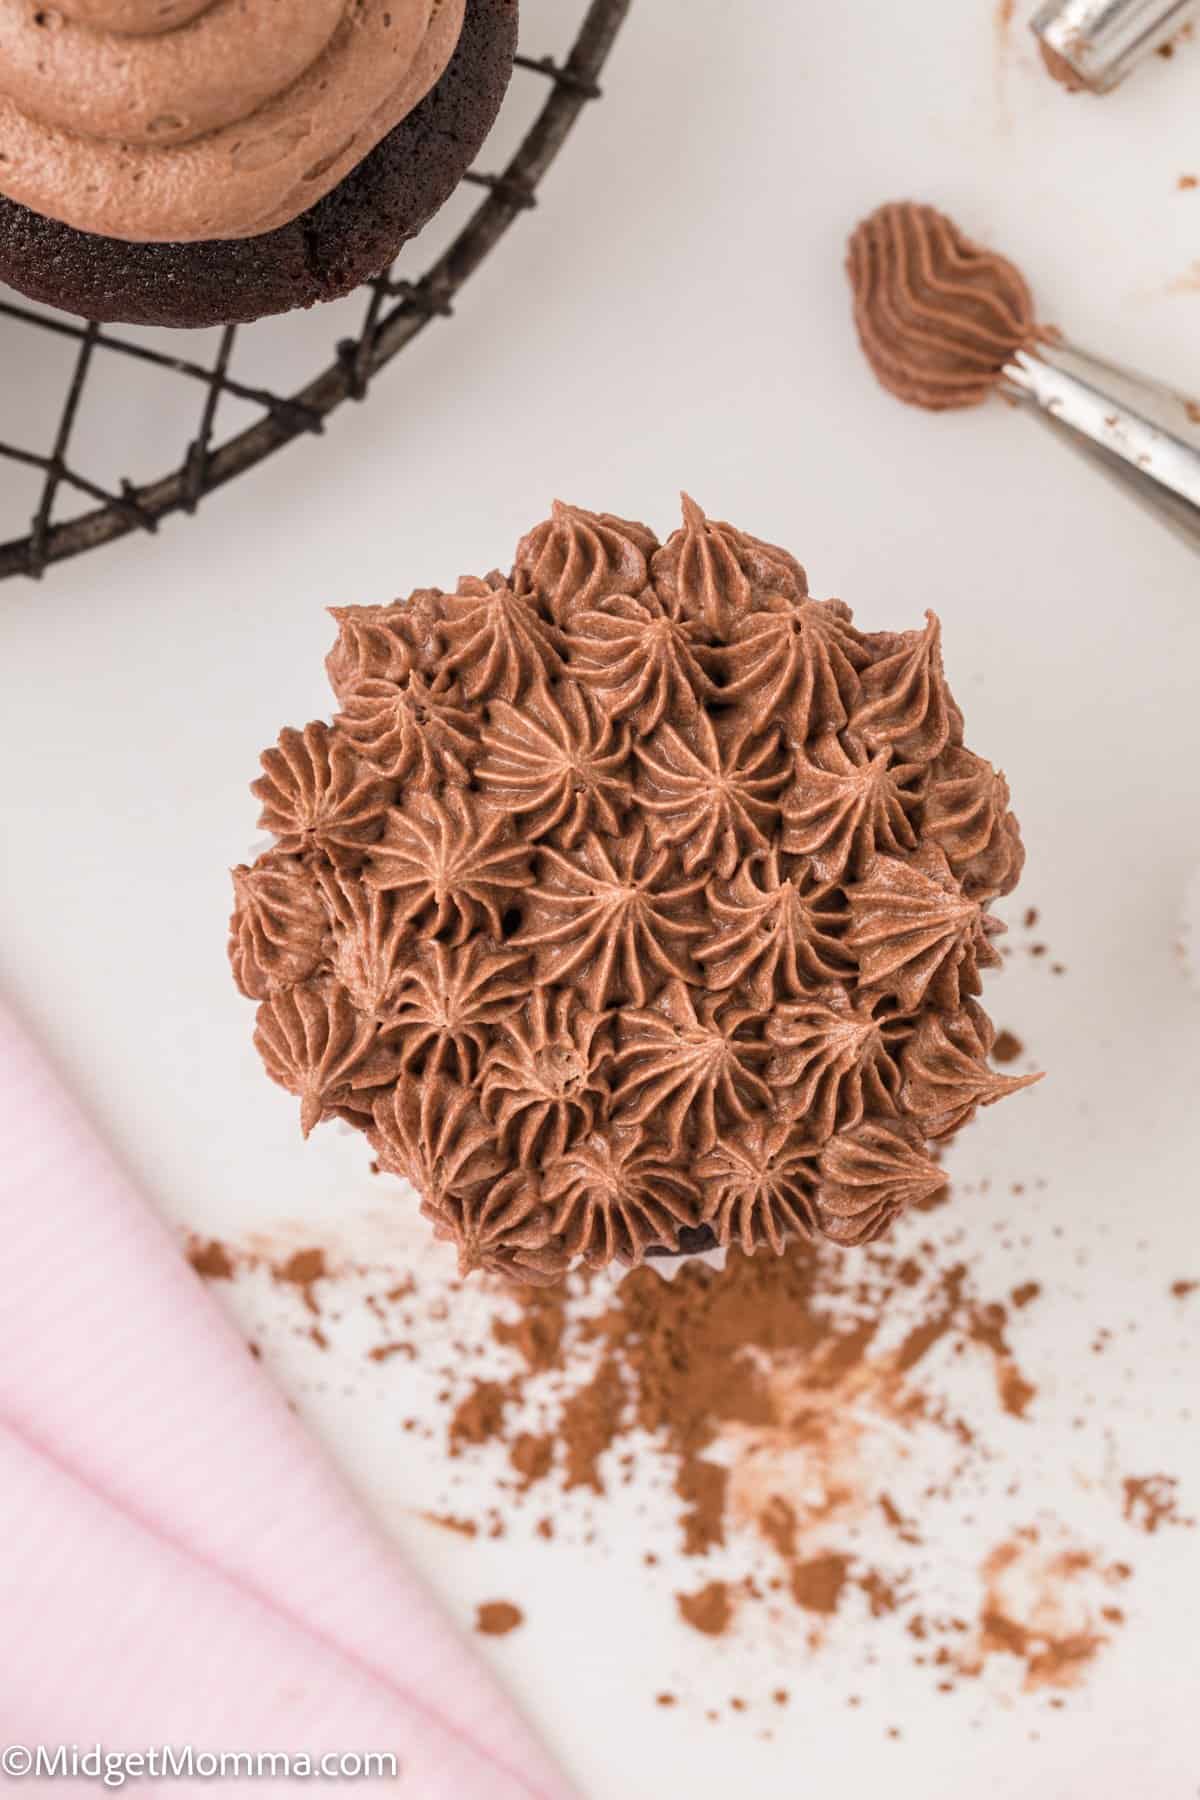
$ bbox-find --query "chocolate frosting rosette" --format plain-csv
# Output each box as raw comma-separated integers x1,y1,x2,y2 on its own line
230,498,1039,1284
0,0,467,241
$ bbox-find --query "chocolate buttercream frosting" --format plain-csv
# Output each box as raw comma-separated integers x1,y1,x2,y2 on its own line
847,202,1041,410
231,498,1039,1282
0,0,466,241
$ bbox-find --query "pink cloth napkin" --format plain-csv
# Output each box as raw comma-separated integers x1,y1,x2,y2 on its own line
0,1000,576,1798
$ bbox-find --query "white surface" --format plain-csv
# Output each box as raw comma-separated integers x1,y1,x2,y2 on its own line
1183,861,1200,990
2,3,1200,1796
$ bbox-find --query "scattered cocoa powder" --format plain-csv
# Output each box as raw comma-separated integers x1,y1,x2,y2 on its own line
418,1239,1077,1686
974,1535,1128,1691
275,1248,327,1316
790,1553,851,1616
277,1247,325,1286
493,1287,567,1374
449,1380,510,1454
678,1458,728,1557
759,1496,799,1562
1121,1475,1193,1534
561,1357,626,1494
510,1433,554,1488
475,1601,524,1637
879,1493,921,1545
187,1238,234,1280
677,1581,733,1637
422,1512,478,1539
186,1191,1193,1719
992,1031,1024,1065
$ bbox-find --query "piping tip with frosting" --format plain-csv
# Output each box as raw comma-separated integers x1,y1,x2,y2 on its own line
847,199,1200,552
1032,0,1197,94
846,202,1042,413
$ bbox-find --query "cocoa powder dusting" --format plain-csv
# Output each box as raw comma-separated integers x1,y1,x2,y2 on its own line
790,1553,851,1616
1121,1475,1193,1535
187,1238,234,1280
510,1433,554,1488
561,1358,626,1494
274,1247,327,1317
435,1241,1063,1675
476,1601,524,1637
974,1534,1129,1691
449,1380,510,1454
493,1288,567,1373
422,1512,478,1539
187,1201,1194,1722
677,1581,733,1637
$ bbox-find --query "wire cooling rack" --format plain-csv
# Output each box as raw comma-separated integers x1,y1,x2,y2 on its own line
0,0,630,583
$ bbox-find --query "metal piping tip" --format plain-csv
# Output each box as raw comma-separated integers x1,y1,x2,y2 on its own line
1031,0,1197,92
1001,340,1200,552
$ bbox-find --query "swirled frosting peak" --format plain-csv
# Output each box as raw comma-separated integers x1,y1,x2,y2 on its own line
0,0,466,242
231,497,1038,1282
847,202,1040,410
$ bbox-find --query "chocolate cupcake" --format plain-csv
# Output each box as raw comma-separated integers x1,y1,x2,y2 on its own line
0,0,517,328
229,498,1039,1285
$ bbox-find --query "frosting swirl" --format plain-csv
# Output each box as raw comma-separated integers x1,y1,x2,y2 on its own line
231,497,1036,1277
847,202,1040,410
0,0,465,242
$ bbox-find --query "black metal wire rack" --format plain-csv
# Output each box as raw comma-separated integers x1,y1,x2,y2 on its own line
0,0,630,583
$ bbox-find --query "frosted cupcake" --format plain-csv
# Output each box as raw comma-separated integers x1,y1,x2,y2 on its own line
229,498,1039,1283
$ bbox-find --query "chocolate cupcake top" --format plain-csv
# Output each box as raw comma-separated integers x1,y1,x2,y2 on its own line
0,0,465,241
230,499,1038,1284
848,202,1040,410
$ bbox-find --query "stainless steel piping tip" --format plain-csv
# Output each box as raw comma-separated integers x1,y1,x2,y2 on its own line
1002,340,1200,551
1031,0,1197,91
